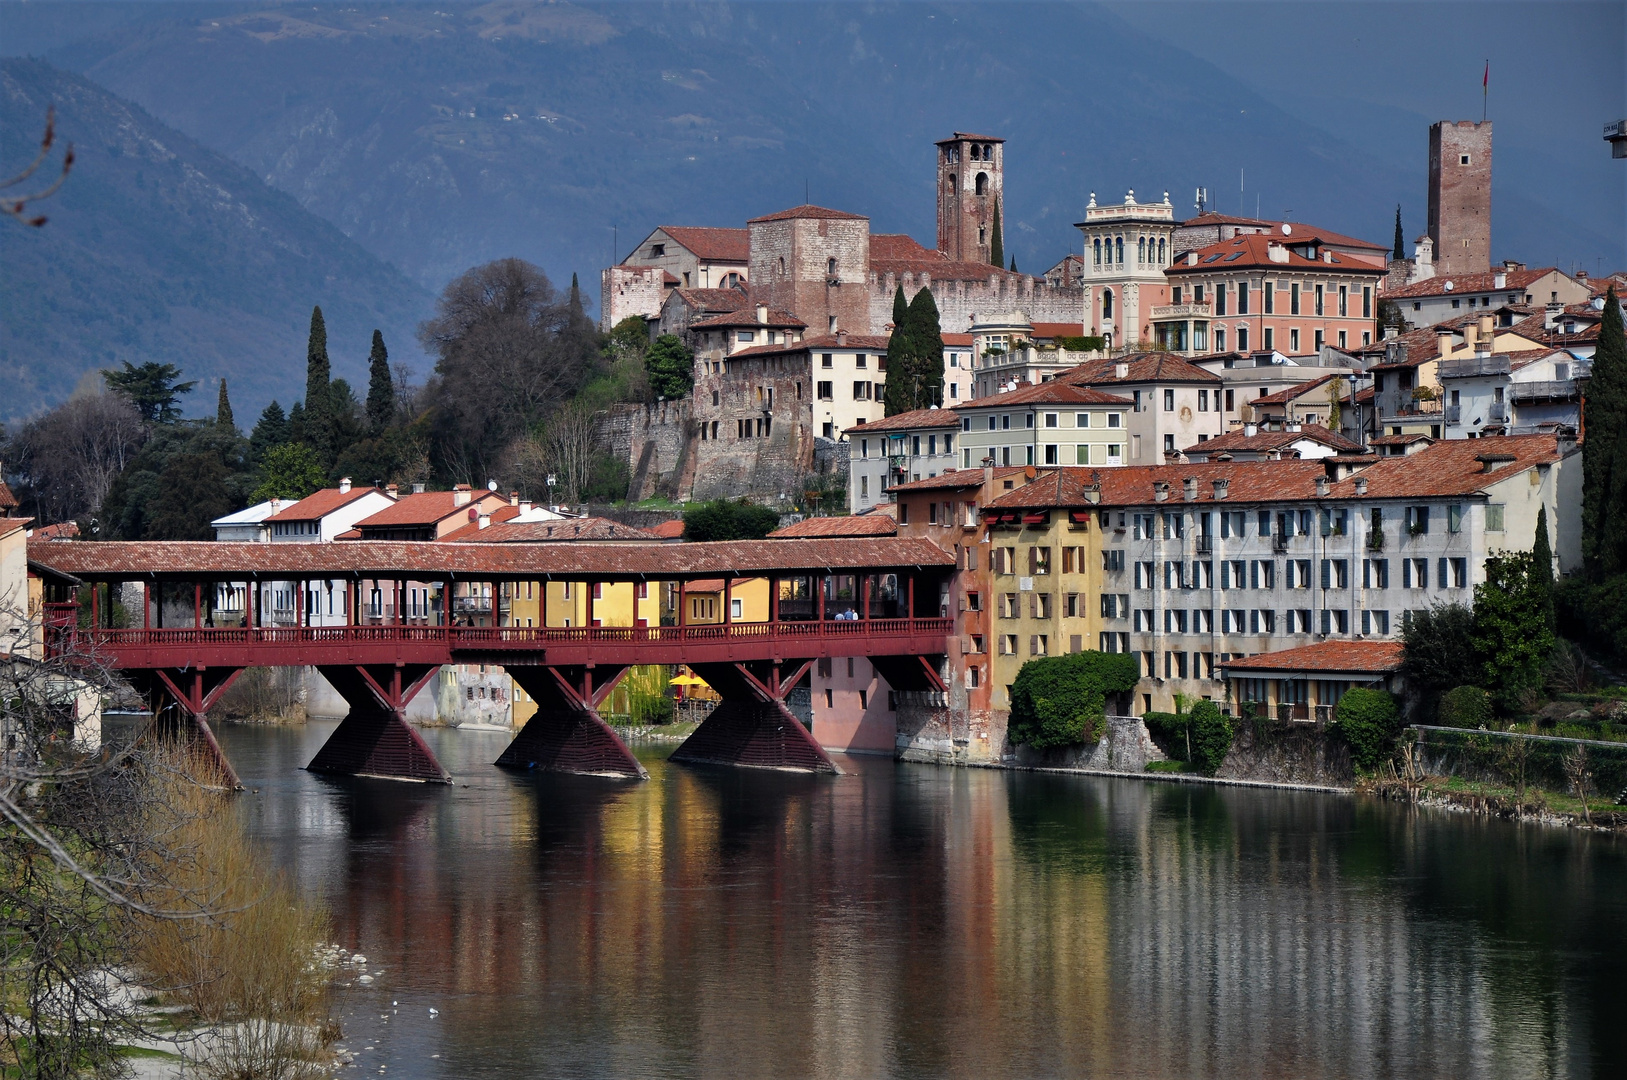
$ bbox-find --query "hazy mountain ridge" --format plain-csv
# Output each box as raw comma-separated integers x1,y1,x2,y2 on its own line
0,56,434,424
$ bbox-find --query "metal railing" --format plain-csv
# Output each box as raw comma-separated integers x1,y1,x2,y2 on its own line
1438,355,1511,379
1444,405,1462,424
1195,535,1213,555
1510,381,1579,403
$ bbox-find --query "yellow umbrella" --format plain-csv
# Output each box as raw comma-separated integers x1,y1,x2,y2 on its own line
669,674,708,686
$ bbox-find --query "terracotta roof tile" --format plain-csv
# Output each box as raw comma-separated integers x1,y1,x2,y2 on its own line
1063,353,1223,386
936,132,1005,143
869,234,943,262
654,226,750,263
954,381,1134,408
1178,213,1389,253
267,486,388,522
0,477,18,510
1166,233,1388,277
888,467,1026,493
649,520,685,539
1325,434,1568,500
1185,423,1361,455
689,308,805,330
748,205,868,224
1249,373,1348,406
669,287,749,312
845,408,959,434
1221,640,1403,675
769,515,897,538
353,491,503,529
450,516,655,543
1380,267,1559,300
984,462,1326,510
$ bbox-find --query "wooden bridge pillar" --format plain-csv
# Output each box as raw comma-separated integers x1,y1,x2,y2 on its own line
129,667,245,789
670,660,838,774
495,665,646,778
306,664,451,783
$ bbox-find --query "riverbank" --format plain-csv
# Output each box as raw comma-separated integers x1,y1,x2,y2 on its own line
1362,772,1627,831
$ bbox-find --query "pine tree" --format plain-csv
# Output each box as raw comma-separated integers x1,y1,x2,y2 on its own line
366,330,393,435
1532,504,1555,632
286,400,307,447
216,379,234,429
989,199,1004,268
1583,287,1627,579
304,306,332,460
250,401,287,464
1392,205,1405,262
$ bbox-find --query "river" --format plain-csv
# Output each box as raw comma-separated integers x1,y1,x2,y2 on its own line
215,719,1626,1079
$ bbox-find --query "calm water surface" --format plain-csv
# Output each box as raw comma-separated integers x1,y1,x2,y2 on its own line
215,720,1627,1079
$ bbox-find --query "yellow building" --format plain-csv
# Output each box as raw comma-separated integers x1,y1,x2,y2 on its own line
678,577,771,624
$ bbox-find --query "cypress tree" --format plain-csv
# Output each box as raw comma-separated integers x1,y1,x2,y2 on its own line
905,286,944,411
989,199,1004,268
1583,287,1627,579
304,305,332,460
891,284,908,331
1009,256,1018,273
216,378,234,429
1532,505,1555,633
366,330,393,435
1392,205,1405,261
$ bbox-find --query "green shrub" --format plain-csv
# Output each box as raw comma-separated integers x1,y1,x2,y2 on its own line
1188,700,1234,776
1145,760,1191,773
1438,685,1493,729
681,498,781,542
1140,711,1191,761
1336,688,1401,771
1008,651,1139,749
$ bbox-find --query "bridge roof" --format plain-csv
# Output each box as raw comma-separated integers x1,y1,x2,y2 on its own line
28,537,954,582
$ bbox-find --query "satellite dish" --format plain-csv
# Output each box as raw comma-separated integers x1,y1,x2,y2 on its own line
1443,280,1454,292
487,480,498,491
1280,223,1292,236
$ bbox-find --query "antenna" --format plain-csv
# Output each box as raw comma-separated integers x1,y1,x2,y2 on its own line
805,178,810,205
1194,187,1208,215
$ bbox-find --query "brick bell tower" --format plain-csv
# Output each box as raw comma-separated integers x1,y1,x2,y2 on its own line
936,132,1004,264
1428,120,1492,277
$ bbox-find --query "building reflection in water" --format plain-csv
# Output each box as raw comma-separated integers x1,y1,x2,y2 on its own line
224,723,1625,1078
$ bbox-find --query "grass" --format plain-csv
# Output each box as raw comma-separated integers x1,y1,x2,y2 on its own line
1145,760,1195,774
1410,773,1622,821
119,1046,185,1061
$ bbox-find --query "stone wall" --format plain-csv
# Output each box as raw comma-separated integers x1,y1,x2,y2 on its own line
749,216,873,335
596,399,696,502
601,266,669,331
872,272,1085,335
689,349,815,501
1214,717,1353,786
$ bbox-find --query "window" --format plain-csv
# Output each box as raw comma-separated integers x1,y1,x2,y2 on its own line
1486,504,1505,532
854,381,871,400
1264,328,1274,350
1238,282,1250,314
1404,558,1428,588
1447,504,1463,533
1406,505,1430,534
1030,547,1052,575
817,381,833,400
1450,558,1468,588
1102,549,1125,572
1001,634,1019,656
1290,283,1301,316
1363,286,1372,319
1290,328,1300,352
1214,283,1228,316
1198,389,1209,412
1314,284,1324,316
1264,281,1275,314
1365,559,1390,589
1163,389,1175,411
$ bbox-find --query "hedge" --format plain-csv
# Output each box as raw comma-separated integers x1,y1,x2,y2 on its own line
1008,651,1139,749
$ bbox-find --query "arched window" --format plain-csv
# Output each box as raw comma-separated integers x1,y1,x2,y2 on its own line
975,172,988,196
1138,236,1147,264
1158,237,1166,264
1093,238,1102,266
827,257,838,276
1115,236,1124,264
778,257,786,276
984,144,994,159
970,143,980,161
1103,289,1115,319
946,178,956,196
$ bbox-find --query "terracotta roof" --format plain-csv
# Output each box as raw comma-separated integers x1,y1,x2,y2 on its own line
1165,233,1388,277
689,308,805,330
28,521,80,539
353,491,503,529
1180,213,1389,253
1361,311,1551,369
888,467,1026,493
27,537,956,581
748,205,867,224
954,381,1134,408
434,505,522,541
1368,434,1433,446
267,486,388,523
648,520,685,539
1030,322,1088,339
1249,373,1343,406
1380,267,1559,300
669,287,749,313
1326,434,1568,500
936,132,1005,143
870,234,943,262
449,516,655,543
654,226,750,263
1221,640,1404,675
1064,353,1223,386
942,333,974,346
728,332,891,361
845,408,959,434
769,515,897,539
0,518,30,541
0,477,18,510
984,462,1327,510
1185,423,1361,456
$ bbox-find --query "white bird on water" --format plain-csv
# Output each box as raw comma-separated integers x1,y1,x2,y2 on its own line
428,1007,439,1017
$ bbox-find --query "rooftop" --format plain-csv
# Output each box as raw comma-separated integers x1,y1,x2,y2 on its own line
1222,640,1404,675
845,408,959,435
353,490,505,529
1165,233,1388,277
1064,353,1223,386
888,467,1027,493
1326,434,1569,500
1177,213,1389,253
983,461,1326,510
748,204,868,224
1185,423,1362,456
267,485,388,523
768,515,897,539
954,380,1135,409
652,226,750,263
449,516,657,543
1380,266,1560,300
689,308,805,330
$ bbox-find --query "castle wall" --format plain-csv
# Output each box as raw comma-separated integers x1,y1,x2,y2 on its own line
597,399,695,502
870,272,1086,335
600,266,669,331
1428,120,1492,277
750,217,874,334
688,350,816,501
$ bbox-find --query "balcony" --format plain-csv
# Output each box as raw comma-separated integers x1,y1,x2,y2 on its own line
1150,302,1213,319
1488,402,1508,423
1195,535,1213,555
1444,405,1462,425
1510,381,1580,404
1366,529,1385,552
1439,355,1511,379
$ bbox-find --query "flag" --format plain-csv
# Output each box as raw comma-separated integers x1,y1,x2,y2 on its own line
1483,61,1489,90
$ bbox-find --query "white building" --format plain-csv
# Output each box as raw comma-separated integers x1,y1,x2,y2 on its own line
844,408,960,513
1074,190,1177,349
1438,349,1590,438
257,480,395,627
210,499,282,543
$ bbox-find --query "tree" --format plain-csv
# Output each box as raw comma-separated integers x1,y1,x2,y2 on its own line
531,399,606,504
1392,204,1405,261
1401,602,1478,714
1532,505,1555,633
1188,699,1234,776
1326,375,1345,435
303,305,332,460
1007,651,1139,749
1336,688,1401,771
419,258,599,483
285,400,307,447
325,377,366,465
989,198,1004,268
250,401,288,463
216,379,234,430
98,422,252,540
883,287,945,415
1438,685,1493,728
890,284,907,331
1583,287,1627,580
645,334,695,400
3,392,146,525
104,361,195,424
681,498,781,542
366,330,394,435
251,442,327,503
1472,550,1557,713
145,451,236,539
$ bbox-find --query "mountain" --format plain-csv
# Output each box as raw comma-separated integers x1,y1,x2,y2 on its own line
0,57,433,425
20,0,1615,304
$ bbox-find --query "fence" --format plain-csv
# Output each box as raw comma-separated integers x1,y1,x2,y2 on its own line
1411,725,1627,801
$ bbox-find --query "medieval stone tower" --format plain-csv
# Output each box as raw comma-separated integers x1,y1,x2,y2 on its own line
1428,120,1492,277
936,132,1004,264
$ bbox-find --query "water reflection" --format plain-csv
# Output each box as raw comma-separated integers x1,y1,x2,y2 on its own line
218,722,1627,1079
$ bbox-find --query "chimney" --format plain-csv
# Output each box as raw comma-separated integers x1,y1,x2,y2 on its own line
477,513,491,530
836,329,848,346
1152,480,1170,502
1545,302,1564,330
1476,315,1494,356
339,477,352,493
453,484,472,507
1436,330,1454,358
1315,476,1329,498
1183,477,1198,501
1212,478,1230,500
1494,271,1507,289
1354,476,1368,497
1114,361,1129,379
412,482,425,494
755,302,768,324
1244,422,1258,437
384,483,398,499
1288,422,1302,432
509,490,520,507
520,500,533,514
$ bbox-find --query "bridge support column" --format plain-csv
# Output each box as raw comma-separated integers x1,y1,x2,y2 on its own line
131,668,244,789
306,665,450,783
495,666,646,778
670,660,838,774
